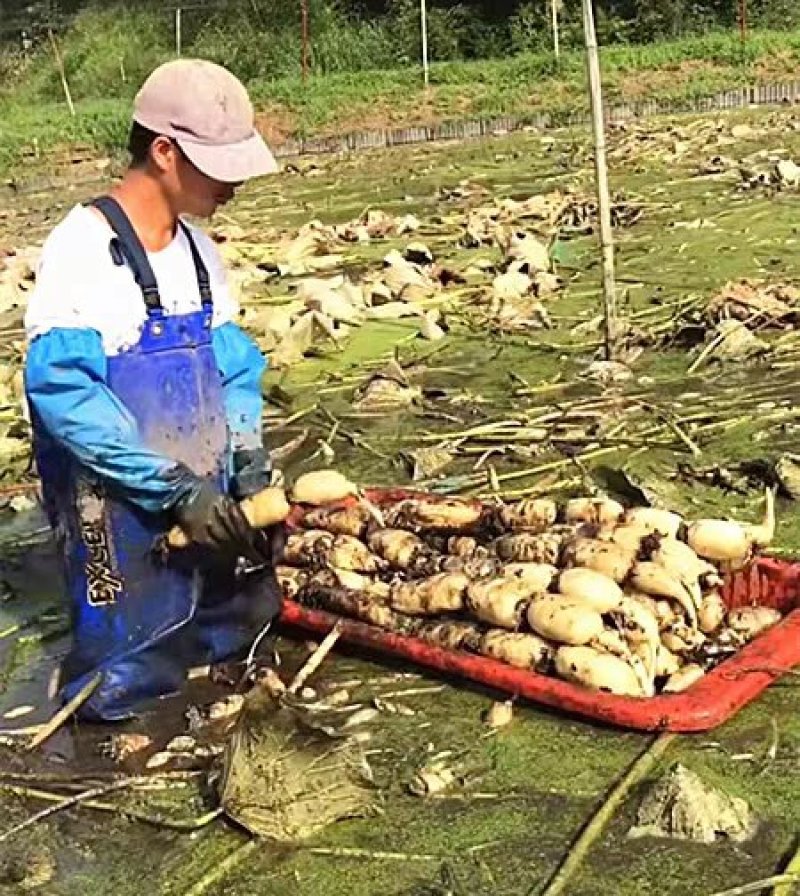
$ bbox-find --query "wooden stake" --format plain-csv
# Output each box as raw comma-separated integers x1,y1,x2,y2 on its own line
581,0,618,361
301,0,310,84
551,0,561,60
738,0,748,55
420,0,430,87
47,29,75,118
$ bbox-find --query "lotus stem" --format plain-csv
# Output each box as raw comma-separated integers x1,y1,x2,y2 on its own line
287,621,344,695
183,840,259,896
0,782,222,831
0,778,139,844
537,732,677,896
707,875,800,896
305,846,441,861
27,671,102,751
773,840,800,896
463,445,622,493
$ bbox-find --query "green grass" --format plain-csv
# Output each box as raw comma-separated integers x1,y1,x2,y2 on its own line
3,26,800,178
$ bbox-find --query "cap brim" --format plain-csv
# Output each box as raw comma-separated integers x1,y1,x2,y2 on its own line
177,131,278,183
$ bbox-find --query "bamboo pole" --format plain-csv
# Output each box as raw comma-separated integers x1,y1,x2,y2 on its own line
301,0,310,84
175,8,182,57
581,0,618,361
47,29,75,117
551,0,561,60
420,0,430,88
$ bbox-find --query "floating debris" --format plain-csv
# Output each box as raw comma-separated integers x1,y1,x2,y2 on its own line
145,750,200,771
704,280,800,328
776,454,800,500
629,763,756,843
101,732,154,763
2,705,34,720
739,156,800,191
166,735,197,753
484,699,514,729
701,320,769,365
409,760,457,797
0,844,56,892
355,364,421,411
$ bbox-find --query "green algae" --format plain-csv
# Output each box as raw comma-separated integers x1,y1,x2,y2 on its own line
3,109,800,895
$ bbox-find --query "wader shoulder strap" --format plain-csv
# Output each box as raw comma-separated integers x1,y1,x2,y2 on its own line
90,199,215,313
91,196,162,313
177,221,213,309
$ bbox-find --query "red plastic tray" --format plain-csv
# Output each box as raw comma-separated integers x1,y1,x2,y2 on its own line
280,490,800,732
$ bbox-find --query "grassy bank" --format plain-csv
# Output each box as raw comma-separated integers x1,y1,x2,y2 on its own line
2,26,800,176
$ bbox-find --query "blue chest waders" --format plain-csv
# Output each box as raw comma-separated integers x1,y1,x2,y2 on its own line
33,197,277,721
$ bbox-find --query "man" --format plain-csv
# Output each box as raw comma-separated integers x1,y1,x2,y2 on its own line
24,59,283,722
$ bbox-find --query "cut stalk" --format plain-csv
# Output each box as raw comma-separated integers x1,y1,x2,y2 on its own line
708,875,799,896
0,778,138,844
537,733,676,896
773,840,800,896
183,840,258,896
27,671,102,751
0,782,222,831
287,622,344,695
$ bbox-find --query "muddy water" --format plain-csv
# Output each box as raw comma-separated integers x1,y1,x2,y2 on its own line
1,109,800,894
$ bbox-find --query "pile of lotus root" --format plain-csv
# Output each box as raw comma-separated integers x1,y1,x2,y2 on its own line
276,484,781,698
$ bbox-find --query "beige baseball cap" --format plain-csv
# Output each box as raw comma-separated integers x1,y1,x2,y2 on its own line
133,59,278,183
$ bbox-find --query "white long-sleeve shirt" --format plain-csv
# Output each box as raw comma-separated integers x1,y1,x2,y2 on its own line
25,204,237,355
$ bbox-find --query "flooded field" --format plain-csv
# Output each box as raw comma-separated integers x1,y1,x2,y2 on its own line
1,107,800,895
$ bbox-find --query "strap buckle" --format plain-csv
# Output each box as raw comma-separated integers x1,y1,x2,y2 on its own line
91,197,215,316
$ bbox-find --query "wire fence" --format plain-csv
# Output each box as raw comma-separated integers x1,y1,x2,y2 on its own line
275,79,800,158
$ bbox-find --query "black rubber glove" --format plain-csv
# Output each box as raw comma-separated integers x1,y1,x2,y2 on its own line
232,524,286,575
231,446,272,500
262,522,287,567
172,478,265,562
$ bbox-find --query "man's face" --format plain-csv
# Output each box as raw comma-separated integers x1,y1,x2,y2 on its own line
151,137,242,218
